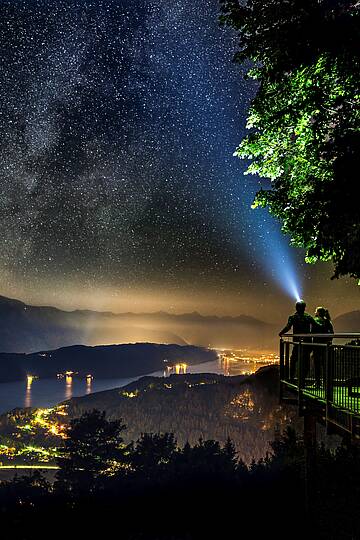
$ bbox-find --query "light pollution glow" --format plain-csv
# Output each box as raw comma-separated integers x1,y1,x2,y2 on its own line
0,274,359,325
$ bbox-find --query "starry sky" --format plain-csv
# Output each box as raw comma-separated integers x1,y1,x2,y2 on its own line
0,0,358,322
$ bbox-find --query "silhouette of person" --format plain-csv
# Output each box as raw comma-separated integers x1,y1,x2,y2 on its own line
279,300,316,382
312,307,334,387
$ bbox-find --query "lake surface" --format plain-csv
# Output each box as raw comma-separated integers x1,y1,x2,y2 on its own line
0,352,277,414
0,373,160,414
0,368,221,414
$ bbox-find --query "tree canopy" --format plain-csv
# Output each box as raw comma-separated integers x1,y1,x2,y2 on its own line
220,0,360,279
55,410,127,495
2,416,360,539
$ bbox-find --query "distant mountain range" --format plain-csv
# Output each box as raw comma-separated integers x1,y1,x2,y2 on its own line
0,343,217,383
0,295,277,353
333,311,360,333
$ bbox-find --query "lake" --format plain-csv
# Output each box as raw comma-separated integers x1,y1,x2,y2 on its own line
0,352,277,414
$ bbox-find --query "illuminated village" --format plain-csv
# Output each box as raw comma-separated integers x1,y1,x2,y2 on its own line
0,405,68,468
217,350,279,376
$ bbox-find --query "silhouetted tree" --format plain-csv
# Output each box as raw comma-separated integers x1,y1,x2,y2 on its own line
222,436,237,467
0,471,50,509
220,0,360,279
314,442,360,538
2,420,360,539
269,425,305,471
169,437,239,487
55,410,127,495
129,432,177,481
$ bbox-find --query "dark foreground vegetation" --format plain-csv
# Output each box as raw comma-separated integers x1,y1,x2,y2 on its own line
1,410,359,540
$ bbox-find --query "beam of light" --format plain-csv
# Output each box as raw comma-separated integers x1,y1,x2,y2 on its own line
225,159,304,303
282,266,302,302
272,244,302,302
231,175,303,301
253,209,302,302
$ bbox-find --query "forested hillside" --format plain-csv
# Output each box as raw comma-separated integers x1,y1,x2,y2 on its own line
67,366,300,463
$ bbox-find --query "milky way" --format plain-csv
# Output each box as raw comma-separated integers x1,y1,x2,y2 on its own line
0,0,358,318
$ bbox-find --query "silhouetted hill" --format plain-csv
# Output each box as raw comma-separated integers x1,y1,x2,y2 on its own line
65,365,300,463
0,343,217,383
334,311,360,333
0,295,87,353
0,295,276,353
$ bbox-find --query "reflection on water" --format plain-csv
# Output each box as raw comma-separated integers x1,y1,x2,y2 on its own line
25,376,33,408
0,374,148,414
0,349,278,414
25,387,31,409
65,375,73,400
165,363,188,377
86,375,93,394
221,356,230,376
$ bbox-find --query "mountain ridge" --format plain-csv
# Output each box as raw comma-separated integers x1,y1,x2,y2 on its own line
0,295,277,353
0,295,270,323
333,310,360,333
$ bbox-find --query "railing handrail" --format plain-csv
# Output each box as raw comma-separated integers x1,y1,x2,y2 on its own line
281,333,360,339
279,333,360,435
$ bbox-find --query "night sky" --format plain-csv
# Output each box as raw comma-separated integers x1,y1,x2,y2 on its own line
0,0,358,321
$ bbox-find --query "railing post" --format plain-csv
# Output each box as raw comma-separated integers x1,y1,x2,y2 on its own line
280,333,360,438
325,344,333,429
285,341,290,381
279,338,284,402
279,338,284,379
298,341,304,415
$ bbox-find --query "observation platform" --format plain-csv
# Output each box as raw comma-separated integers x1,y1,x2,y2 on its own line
279,333,360,439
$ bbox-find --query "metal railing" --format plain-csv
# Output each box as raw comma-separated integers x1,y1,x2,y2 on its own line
280,334,360,433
